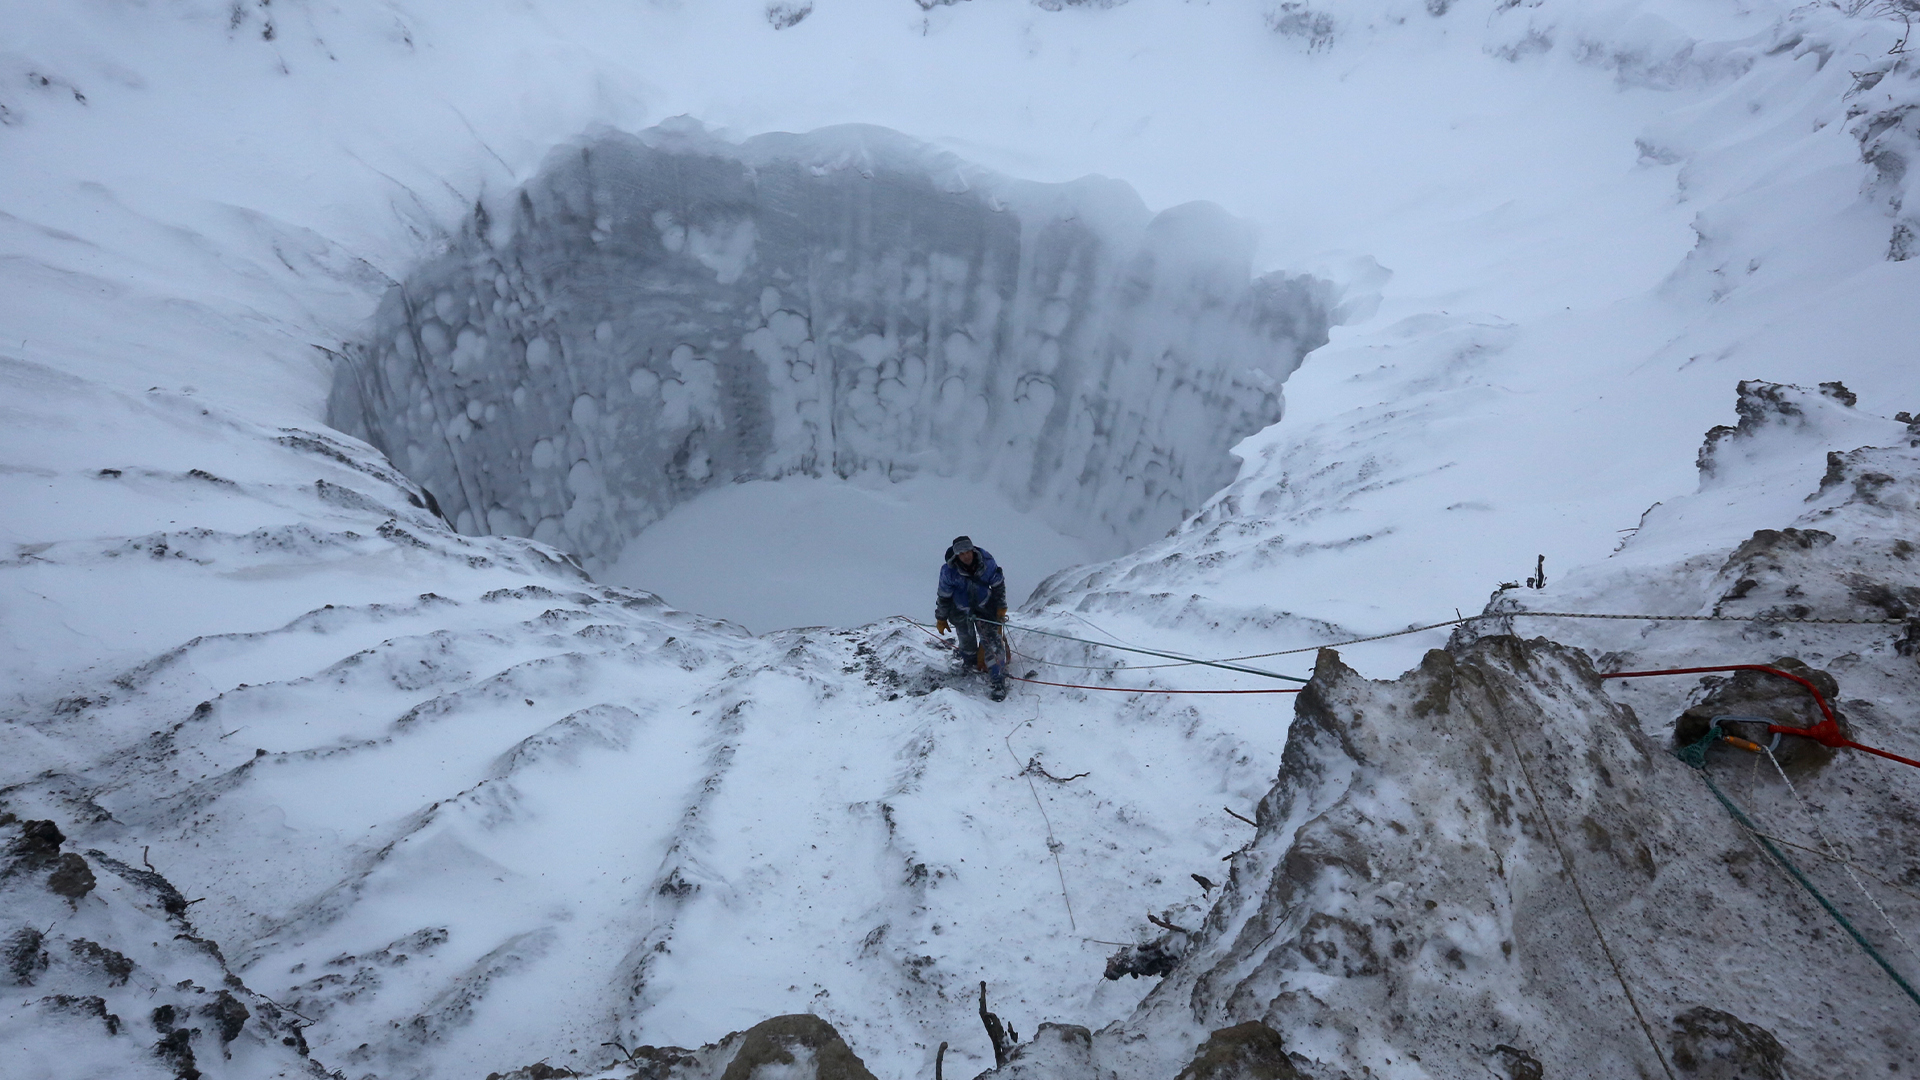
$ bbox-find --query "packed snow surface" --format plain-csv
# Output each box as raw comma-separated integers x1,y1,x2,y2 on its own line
605,474,1096,633
5,2,1920,1079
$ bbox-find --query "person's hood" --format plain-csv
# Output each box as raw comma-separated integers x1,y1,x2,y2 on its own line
945,546,996,574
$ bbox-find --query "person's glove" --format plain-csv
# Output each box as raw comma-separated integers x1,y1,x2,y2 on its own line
995,607,1008,624
936,618,949,634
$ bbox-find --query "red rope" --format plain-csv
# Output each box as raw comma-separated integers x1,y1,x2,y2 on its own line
1601,664,1920,770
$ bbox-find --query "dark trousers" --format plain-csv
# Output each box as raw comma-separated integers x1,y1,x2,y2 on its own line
953,611,1006,684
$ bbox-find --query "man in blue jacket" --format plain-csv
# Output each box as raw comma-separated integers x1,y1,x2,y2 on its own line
934,535,1009,701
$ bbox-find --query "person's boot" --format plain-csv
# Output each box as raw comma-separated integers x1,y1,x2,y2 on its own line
950,649,973,674
989,680,1008,702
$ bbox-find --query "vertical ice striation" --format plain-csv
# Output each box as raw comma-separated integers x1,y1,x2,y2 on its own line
329,120,1330,573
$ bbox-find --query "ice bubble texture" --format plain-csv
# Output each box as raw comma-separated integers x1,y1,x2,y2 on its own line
329,121,1332,573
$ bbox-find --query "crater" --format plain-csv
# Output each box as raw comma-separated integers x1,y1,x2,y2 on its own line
328,121,1332,630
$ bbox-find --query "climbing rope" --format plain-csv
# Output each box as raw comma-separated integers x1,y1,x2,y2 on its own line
983,606,1906,676
1678,726,1920,1011
1005,644,1187,673
985,618,1310,683
892,617,1302,695
1005,711,1077,933
1486,694,1678,1080
1516,610,1902,625
892,621,1920,749
1205,608,1903,664
1760,742,1920,970
1010,674,1300,696
1745,829,1920,904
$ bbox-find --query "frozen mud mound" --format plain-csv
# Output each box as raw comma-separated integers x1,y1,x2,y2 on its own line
327,122,1332,571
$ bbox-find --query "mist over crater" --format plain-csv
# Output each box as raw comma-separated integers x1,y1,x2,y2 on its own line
329,121,1331,608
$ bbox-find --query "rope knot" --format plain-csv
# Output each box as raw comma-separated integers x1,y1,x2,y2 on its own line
1676,728,1723,770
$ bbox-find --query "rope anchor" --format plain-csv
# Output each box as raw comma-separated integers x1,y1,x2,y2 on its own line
1603,664,1920,771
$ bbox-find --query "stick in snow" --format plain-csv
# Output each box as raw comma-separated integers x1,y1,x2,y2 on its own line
978,981,1015,1066
1148,912,1193,935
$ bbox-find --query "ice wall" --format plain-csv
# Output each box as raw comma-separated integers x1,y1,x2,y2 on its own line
328,121,1331,573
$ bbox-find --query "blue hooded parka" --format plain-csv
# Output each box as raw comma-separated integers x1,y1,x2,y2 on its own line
935,544,1006,621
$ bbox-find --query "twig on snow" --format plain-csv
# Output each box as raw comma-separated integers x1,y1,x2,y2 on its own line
1147,912,1193,935
1021,756,1088,784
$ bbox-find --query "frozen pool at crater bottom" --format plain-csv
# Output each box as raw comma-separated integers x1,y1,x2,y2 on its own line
601,475,1107,634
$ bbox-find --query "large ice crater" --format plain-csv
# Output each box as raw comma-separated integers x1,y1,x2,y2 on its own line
329,121,1331,629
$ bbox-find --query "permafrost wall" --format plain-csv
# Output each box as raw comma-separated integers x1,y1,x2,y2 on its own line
328,122,1332,572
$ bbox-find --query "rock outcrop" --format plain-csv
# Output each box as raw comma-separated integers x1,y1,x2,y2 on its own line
485,1012,878,1080
989,631,1918,1079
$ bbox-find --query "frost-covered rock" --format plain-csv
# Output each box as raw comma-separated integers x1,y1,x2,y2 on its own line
481,1011,878,1080
0,816,332,1080
328,122,1331,570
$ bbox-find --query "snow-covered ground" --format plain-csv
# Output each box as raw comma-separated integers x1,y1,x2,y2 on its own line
5,2,1920,1078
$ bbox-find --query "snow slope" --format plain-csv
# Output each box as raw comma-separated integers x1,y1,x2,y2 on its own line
0,365,1289,1079
1035,2,1920,677
5,2,1920,1079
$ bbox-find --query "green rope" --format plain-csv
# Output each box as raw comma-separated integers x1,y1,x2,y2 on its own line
1678,729,1920,1011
